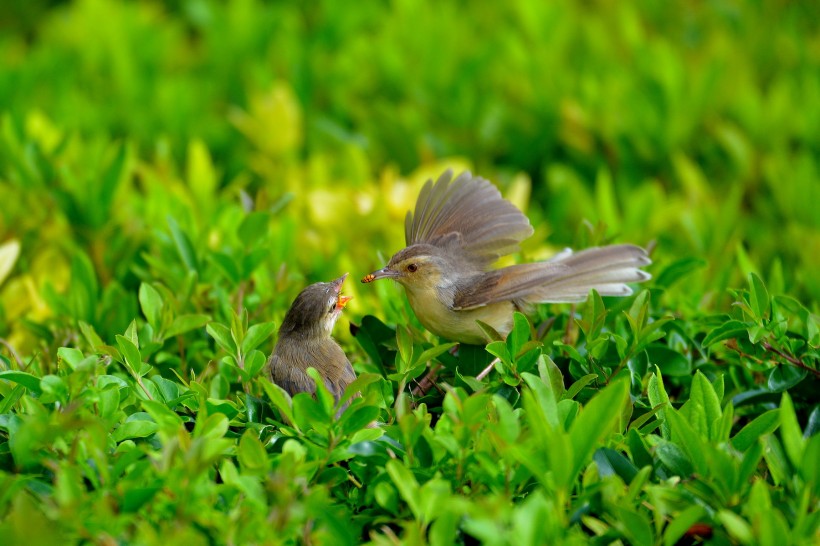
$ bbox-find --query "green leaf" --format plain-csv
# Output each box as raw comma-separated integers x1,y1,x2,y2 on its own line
151,376,181,403
111,420,159,442
260,379,294,425
627,428,653,469
594,447,639,483
167,215,198,272
731,409,780,452
687,371,722,440
206,322,237,354
115,335,142,376
702,319,748,347
749,272,770,319
522,372,559,429
666,408,708,475
241,322,277,354
386,460,421,519
475,320,504,342
654,440,693,476
541,355,565,400
568,379,629,485
237,430,268,473
485,341,511,367
615,506,653,546
141,399,184,433
396,326,413,372
767,365,807,392
244,350,267,380
40,375,68,404
306,367,334,415
165,313,211,338
97,387,120,419
195,412,229,440
663,505,707,546
205,398,240,421
647,369,671,439
292,393,330,431
646,345,691,376
563,373,597,400
138,282,163,329
352,314,394,373
210,252,241,284
507,312,531,356
413,342,457,367
121,486,162,513
0,371,43,394
717,510,754,544
238,211,270,242
779,391,805,467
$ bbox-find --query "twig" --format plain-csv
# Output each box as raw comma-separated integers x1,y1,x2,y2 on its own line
762,341,820,379
476,357,501,381
409,345,462,399
411,363,442,397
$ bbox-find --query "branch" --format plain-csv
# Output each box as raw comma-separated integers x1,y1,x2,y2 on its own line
762,341,820,379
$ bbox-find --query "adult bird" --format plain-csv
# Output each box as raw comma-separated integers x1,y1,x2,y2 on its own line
362,170,651,344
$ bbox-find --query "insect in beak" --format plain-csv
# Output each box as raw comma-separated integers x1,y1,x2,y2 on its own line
361,267,399,283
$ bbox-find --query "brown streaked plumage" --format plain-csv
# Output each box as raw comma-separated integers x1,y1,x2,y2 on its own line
362,170,651,344
268,274,357,411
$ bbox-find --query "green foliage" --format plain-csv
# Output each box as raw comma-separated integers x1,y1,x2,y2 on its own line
1,0,818,544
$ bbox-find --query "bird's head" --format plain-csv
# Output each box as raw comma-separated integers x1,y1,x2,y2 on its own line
361,244,449,294
279,274,352,338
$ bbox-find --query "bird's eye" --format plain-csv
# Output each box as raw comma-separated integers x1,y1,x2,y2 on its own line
406,263,418,273
327,302,336,314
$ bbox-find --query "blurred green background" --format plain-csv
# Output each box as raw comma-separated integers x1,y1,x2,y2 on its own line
1,0,818,355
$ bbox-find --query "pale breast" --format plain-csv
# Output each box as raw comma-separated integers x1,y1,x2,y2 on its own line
406,285,514,344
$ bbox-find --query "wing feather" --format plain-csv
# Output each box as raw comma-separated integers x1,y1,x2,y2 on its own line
405,170,534,268
453,245,651,309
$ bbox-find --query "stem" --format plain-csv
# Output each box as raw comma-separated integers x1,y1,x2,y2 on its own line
134,373,155,400
476,357,501,381
762,341,820,379
411,363,442,397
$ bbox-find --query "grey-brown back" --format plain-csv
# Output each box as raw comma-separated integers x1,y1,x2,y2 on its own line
269,336,356,408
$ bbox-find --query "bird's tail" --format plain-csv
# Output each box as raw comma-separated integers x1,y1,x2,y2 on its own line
523,244,652,303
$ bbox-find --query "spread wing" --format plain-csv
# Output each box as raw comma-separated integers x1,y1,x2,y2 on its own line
453,245,651,309
452,262,572,310
405,170,534,268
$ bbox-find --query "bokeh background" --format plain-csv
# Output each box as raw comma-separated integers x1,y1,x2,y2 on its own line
1,0,818,354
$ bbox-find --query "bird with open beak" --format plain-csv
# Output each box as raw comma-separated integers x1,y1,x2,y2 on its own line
362,170,651,345
268,274,356,409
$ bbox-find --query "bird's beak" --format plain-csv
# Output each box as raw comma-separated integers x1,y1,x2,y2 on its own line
332,273,349,288
333,273,352,310
361,267,399,283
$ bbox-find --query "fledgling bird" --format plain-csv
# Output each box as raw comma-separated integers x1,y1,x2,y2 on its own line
268,274,357,410
362,170,651,344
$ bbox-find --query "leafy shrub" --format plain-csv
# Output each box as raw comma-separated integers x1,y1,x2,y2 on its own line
1,1,818,544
